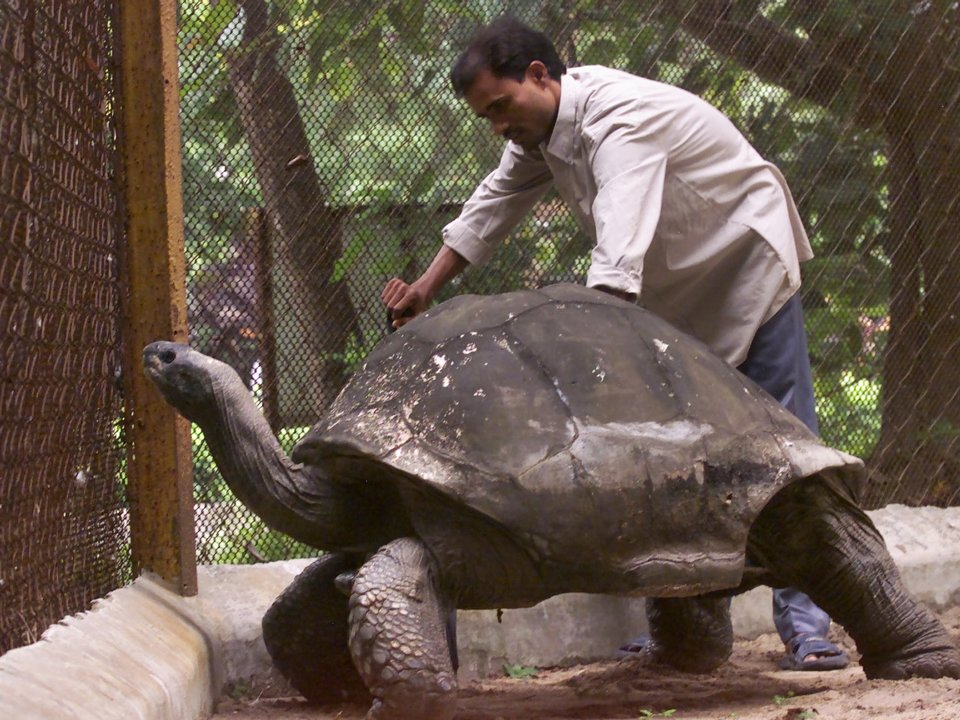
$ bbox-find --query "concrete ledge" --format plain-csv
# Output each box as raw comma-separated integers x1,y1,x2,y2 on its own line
0,561,307,720
0,576,217,720
3,505,960,718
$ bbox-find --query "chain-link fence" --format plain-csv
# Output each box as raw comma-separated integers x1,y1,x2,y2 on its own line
0,0,128,653
176,0,960,564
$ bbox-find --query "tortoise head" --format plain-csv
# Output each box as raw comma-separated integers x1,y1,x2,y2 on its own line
143,341,239,424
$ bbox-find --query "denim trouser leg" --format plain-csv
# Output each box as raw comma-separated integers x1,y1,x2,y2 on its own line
736,294,831,644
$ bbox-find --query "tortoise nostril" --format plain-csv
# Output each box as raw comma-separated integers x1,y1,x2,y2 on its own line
159,349,177,364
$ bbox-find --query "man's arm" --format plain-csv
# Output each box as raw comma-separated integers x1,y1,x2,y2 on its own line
382,143,552,327
382,245,469,329
584,124,668,299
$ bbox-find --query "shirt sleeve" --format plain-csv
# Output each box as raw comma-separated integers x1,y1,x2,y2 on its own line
585,118,668,296
442,143,553,266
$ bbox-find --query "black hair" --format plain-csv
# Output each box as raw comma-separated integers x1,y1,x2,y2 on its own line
450,16,567,97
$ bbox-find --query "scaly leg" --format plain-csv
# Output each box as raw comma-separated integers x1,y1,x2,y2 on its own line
349,538,457,720
644,595,734,673
748,477,960,679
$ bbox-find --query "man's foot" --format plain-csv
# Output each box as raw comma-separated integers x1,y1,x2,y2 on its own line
778,634,848,671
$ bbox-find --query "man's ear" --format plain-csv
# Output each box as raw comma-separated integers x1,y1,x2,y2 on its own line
527,60,549,85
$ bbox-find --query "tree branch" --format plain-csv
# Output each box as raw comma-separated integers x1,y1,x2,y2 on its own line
664,1,878,120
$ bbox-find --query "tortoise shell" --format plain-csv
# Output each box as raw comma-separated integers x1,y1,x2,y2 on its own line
293,284,863,595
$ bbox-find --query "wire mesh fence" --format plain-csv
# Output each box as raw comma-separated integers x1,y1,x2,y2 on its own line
0,0,128,653
175,0,960,565
3,0,960,655
180,0,960,559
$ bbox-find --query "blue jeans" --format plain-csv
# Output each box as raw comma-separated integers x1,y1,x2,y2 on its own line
736,294,831,645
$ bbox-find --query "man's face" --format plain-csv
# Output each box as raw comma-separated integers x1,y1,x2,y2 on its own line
464,62,559,151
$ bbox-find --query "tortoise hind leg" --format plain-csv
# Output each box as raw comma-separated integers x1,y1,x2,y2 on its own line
262,553,370,705
349,537,457,720
747,477,960,679
644,595,733,673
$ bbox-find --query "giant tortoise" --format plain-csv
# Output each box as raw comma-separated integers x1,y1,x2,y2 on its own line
143,284,960,720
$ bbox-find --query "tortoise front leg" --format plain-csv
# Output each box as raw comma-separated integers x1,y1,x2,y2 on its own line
262,553,370,705
747,477,960,679
349,537,457,720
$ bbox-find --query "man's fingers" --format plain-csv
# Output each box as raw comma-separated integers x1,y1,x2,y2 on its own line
386,305,415,331
381,278,404,305
389,291,414,316
382,278,429,329
381,278,411,309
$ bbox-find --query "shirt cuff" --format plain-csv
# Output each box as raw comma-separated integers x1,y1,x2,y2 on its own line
586,265,641,297
442,219,497,267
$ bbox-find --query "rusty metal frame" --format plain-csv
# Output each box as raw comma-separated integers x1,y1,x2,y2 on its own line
115,0,197,595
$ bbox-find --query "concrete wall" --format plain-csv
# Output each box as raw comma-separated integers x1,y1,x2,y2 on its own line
2,506,960,719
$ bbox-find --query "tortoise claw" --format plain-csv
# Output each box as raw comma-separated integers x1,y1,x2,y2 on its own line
335,569,357,596
863,647,960,680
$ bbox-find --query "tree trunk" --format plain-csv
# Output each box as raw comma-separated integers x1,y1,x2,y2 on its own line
228,0,358,423
867,7,960,506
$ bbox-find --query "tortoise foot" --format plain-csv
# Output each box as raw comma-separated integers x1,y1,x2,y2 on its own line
638,639,729,674
263,554,370,705
642,595,733,674
351,538,457,720
863,646,960,680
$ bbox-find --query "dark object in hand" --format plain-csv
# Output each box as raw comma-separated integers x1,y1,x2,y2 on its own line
386,306,415,333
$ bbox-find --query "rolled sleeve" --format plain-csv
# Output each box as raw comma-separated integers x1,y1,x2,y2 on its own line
586,264,640,294
586,140,668,297
442,218,497,266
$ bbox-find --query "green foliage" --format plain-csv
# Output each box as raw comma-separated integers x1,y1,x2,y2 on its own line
178,1,892,307
801,251,889,457
225,678,252,701
503,663,538,679
815,370,882,458
177,0,908,550
773,690,796,706
194,504,313,564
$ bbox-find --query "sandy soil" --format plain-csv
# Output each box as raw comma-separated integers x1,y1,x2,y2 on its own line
214,606,960,720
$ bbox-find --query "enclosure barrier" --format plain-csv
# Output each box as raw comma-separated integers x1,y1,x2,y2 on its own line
3,0,960,658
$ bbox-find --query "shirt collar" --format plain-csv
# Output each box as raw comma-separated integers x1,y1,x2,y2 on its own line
543,71,579,164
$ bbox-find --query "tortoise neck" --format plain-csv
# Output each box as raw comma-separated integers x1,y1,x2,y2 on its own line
196,372,366,549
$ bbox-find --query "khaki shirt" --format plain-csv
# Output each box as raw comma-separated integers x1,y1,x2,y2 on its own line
442,65,813,365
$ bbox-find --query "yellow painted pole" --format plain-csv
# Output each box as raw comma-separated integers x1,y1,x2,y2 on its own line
116,0,196,594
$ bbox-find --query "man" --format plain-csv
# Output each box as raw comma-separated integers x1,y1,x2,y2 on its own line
382,15,847,672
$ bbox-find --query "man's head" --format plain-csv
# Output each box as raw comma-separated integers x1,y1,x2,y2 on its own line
451,16,566,150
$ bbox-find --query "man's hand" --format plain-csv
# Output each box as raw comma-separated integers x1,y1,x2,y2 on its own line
382,278,432,329
381,246,470,330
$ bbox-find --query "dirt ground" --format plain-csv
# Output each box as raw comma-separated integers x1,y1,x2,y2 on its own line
213,606,960,720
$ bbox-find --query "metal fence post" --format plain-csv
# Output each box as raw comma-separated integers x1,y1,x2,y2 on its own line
116,0,197,595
